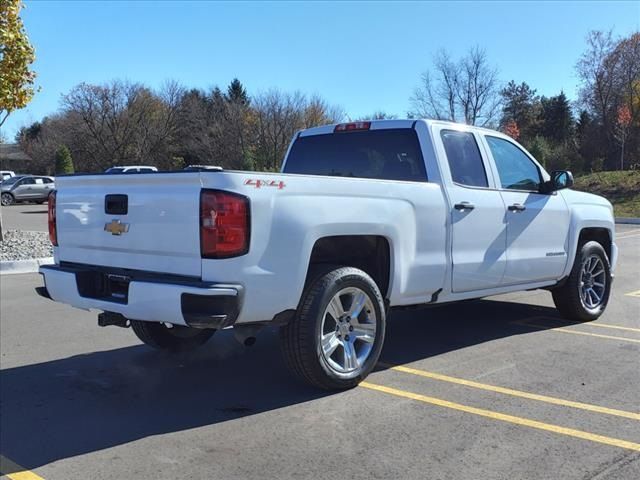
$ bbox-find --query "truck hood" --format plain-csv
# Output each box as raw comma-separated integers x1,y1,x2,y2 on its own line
561,189,614,211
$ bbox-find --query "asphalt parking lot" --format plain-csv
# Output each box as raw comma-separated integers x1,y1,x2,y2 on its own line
0,204,49,232
1,225,639,480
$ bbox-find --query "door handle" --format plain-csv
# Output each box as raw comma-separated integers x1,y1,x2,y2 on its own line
508,203,526,212
454,202,475,211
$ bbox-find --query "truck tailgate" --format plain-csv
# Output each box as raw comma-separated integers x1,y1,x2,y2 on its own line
55,173,203,277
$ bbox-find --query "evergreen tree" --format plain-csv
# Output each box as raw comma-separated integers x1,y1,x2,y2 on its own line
540,91,573,144
55,145,74,174
226,78,249,105
499,81,539,144
576,110,603,171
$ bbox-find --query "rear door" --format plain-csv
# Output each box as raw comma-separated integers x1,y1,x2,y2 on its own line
32,177,49,199
41,177,55,199
434,127,507,293
55,173,204,277
481,135,570,285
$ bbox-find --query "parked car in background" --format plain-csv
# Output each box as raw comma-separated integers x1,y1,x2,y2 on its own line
105,166,158,174
1,175,56,206
0,170,16,181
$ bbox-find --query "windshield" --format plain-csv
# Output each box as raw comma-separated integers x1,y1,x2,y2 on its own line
105,167,125,174
284,128,427,182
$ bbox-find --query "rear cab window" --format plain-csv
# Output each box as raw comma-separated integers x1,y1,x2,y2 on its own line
283,128,427,182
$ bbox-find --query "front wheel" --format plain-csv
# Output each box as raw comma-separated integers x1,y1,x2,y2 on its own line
552,241,611,321
280,266,386,390
1,193,14,206
131,320,215,352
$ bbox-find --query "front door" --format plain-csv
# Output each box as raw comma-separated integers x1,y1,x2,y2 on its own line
12,177,37,201
483,135,570,285
437,129,507,293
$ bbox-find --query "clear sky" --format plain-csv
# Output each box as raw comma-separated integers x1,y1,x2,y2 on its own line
2,0,639,140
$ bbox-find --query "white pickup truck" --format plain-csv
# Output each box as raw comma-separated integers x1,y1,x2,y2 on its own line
38,119,617,389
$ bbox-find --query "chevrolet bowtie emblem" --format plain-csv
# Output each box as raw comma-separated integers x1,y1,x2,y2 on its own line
104,219,130,236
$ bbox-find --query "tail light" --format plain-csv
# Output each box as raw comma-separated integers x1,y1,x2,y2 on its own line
200,190,250,258
334,121,371,132
48,190,58,246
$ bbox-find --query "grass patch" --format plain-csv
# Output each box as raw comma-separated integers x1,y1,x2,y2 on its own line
573,170,640,218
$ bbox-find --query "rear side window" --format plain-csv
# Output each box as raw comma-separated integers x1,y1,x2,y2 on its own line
440,130,488,188
284,129,427,182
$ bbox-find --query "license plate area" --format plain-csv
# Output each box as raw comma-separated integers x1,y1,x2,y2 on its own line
76,271,130,304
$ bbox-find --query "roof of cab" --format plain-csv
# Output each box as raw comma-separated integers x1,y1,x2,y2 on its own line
298,118,504,138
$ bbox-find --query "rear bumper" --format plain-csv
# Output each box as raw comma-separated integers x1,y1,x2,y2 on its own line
39,264,242,329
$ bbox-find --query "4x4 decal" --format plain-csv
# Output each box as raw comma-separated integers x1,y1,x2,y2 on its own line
244,179,286,189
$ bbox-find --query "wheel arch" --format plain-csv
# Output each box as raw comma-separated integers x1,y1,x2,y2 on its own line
1,191,15,205
562,222,615,279
305,235,392,299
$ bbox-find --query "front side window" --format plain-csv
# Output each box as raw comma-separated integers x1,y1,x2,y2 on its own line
486,136,541,191
440,130,488,188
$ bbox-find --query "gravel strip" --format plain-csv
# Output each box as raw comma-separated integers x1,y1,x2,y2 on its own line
1,230,53,261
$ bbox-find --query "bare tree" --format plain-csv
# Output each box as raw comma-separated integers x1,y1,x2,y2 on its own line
410,47,501,127
252,90,342,171
576,31,619,168
457,47,501,126
576,30,640,170
355,111,397,121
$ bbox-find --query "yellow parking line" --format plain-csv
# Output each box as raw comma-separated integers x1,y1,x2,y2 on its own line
512,319,640,344
0,455,44,480
525,323,640,344
625,290,640,298
615,232,640,242
582,322,640,333
380,363,640,421
515,318,640,334
360,382,640,452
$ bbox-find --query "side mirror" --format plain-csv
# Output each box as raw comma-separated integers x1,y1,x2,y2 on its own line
540,170,573,193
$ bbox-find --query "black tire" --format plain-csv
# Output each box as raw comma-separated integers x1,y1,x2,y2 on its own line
552,241,611,321
130,320,215,352
1,192,14,206
280,266,386,390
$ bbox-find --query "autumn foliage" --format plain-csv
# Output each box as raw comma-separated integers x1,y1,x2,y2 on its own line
0,0,37,127
503,119,521,140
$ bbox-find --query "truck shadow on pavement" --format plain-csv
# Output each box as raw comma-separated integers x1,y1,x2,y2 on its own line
0,298,565,474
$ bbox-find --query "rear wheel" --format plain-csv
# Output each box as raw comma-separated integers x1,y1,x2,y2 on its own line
131,320,215,352
552,241,611,321
1,193,14,206
280,266,386,390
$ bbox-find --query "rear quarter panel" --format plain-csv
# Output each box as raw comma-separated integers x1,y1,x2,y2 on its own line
200,172,449,324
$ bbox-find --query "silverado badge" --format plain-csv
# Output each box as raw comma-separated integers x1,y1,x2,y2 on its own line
104,219,129,236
